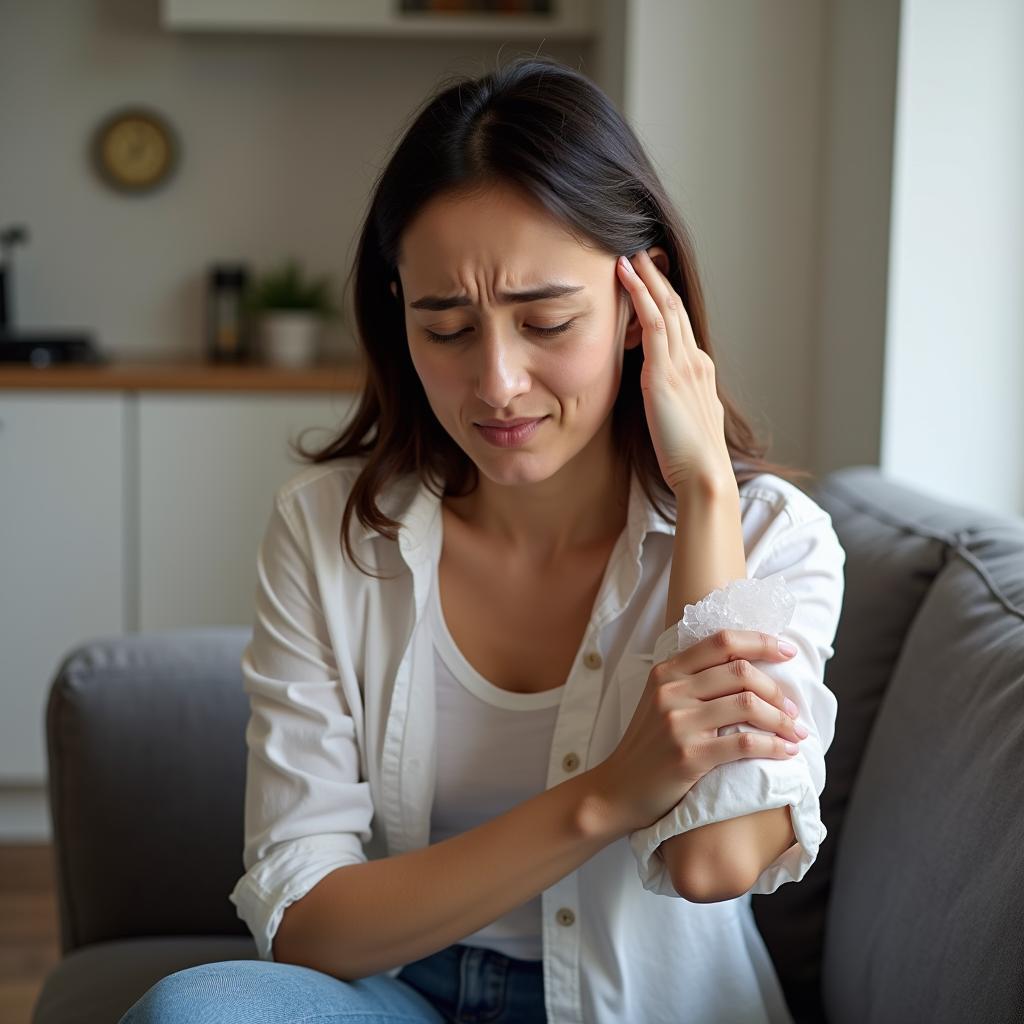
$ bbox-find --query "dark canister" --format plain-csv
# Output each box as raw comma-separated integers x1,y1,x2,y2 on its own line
206,262,250,362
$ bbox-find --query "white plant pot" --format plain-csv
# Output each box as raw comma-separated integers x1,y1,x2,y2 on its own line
259,311,323,367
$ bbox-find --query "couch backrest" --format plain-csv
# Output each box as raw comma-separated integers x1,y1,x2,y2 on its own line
45,628,253,954
753,465,1024,1023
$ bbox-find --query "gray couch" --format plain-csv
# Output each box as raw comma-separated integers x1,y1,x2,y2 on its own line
30,465,1024,1023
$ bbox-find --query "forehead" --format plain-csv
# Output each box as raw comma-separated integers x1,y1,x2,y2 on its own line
397,185,602,280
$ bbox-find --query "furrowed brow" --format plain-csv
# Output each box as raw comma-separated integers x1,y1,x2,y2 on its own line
409,283,585,311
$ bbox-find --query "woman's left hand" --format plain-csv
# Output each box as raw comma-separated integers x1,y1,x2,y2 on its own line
616,249,733,497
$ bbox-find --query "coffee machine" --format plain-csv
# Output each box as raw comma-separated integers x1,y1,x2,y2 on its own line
0,223,104,365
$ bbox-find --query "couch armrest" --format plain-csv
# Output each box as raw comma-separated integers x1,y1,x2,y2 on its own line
45,628,252,954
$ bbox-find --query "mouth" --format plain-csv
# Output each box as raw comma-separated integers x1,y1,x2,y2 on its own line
473,416,548,448
474,417,544,428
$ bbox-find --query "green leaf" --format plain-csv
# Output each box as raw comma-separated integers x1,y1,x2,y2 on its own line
242,257,341,319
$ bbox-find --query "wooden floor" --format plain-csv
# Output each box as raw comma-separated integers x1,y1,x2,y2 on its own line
0,844,60,1024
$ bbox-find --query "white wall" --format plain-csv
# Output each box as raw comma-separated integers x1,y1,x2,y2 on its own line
813,0,901,477
0,0,595,361
882,0,1024,514
622,0,830,473
625,0,1022,516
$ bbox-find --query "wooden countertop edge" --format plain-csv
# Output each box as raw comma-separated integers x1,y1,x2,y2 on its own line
0,359,368,392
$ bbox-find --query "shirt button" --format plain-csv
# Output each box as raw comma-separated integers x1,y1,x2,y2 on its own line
583,651,602,670
562,752,580,773
556,907,576,926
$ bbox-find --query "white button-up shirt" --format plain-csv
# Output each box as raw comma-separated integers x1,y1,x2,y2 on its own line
229,456,846,1024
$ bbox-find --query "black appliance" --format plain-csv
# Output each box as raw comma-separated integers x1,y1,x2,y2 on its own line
0,224,106,365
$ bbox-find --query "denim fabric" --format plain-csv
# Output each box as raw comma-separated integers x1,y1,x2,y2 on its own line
117,943,547,1023
399,944,547,1023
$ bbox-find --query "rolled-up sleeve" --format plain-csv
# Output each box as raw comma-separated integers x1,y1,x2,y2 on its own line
629,512,845,898
228,495,375,961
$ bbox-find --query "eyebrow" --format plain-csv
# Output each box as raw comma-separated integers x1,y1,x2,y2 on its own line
409,282,586,311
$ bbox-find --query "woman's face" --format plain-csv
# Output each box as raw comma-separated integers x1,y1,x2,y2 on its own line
393,183,642,488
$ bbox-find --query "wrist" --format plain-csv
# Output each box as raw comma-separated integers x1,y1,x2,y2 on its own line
573,764,634,843
673,465,738,505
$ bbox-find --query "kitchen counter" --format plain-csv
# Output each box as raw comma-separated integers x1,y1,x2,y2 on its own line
0,355,366,392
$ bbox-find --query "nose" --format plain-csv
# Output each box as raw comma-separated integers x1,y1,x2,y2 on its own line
473,328,530,410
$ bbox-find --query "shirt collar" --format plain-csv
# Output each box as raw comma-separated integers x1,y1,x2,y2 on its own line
352,463,677,563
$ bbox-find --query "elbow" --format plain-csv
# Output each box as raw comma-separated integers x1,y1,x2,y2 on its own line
270,931,291,966
271,893,358,982
668,856,751,905
271,906,306,970
273,895,310,965
272,926,359,983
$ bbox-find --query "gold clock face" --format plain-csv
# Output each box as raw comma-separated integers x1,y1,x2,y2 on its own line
93,109,177,192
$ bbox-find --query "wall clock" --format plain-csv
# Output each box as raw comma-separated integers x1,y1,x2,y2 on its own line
91,106,179,193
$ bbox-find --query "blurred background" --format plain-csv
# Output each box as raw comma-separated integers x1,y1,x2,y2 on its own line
1,0,1022,1019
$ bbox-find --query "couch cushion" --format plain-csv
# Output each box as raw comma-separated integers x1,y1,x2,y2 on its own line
752,467,1017,1022
822,523,1024,1023
31,936,258,1024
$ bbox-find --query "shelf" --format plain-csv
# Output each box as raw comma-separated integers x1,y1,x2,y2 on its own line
0,355,366,393
160,0,597,40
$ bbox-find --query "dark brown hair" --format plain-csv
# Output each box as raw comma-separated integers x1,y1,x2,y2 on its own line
292,55,814,578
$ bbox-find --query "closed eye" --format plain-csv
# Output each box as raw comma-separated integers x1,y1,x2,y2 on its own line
424,319,577,344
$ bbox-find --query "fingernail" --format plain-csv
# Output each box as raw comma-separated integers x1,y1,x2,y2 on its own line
794,722,810,738
618,255,636,275
778,639,797,656
784,697,799,717
784,741,799,754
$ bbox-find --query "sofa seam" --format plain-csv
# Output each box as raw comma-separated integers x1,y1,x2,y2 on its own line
946,542,1024,621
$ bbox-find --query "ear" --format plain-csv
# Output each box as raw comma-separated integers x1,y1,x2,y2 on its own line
621,245,670,352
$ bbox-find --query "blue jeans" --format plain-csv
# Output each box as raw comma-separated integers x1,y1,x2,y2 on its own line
117,942,547,1023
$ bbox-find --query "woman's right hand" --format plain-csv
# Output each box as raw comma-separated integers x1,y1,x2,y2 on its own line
592,629,807,835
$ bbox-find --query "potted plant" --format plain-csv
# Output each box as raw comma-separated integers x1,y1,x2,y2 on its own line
243,257,340,367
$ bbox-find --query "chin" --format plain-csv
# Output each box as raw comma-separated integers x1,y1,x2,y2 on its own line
472,454,555,488
462,427,557,481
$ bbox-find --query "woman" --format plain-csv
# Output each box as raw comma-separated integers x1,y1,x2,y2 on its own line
120,56,844,1024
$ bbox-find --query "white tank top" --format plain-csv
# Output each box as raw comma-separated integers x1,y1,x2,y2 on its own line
427,569,564,962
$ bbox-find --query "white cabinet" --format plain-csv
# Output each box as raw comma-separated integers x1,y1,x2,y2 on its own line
0,393,126,786
0,387,356,839
137,392,356,629
160,0,597,40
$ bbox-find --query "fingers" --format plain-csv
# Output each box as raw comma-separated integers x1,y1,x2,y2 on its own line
673,627,798,678
650,627,804,727
698,676,809,744
677,655,807,741
715,730,802,763
616,252,682,367
616,249,701,367
634,249,699,361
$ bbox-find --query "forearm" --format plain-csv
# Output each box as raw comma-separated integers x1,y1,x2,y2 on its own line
664,475,747,631
273,768,626,980
659,475,748,896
